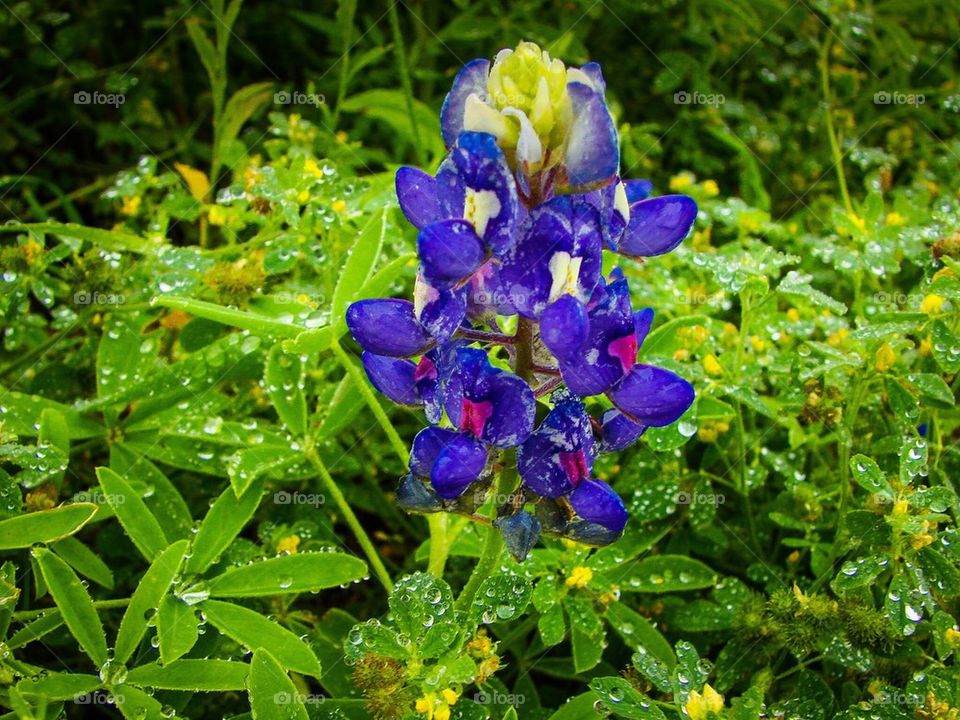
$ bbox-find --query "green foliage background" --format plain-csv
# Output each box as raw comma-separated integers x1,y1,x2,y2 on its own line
1,1,960,719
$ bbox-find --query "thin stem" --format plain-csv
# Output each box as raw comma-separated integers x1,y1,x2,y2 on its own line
387,2,423,165
426,514,450,577
734,291,759,552
458,328,515,345
819,36,854,218
307,448,393,593
534,377,563,398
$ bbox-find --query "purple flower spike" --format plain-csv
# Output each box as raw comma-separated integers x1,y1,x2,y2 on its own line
624,179,654,203
413,276,467,346
360,353,419,407
518,399,595,499
618,194,698,257
440,58,490,148
418,219,487,289
564,82,619,190
609,364,696,427
346,299,432,357
541,295,589,362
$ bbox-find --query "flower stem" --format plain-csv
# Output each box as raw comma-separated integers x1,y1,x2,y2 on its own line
307,448,394,593
454,454,518,614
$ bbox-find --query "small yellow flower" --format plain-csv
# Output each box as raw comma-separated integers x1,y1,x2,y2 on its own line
849,213,866,232
921,293,945,314
919,337,933,356
297,189,311,204
926,180,941,195
874,342,895,372
685,684,724,720
885,211,906,226
304,158,323,178
277,535,300,554
669,172,695,192
207,205,228,226
565,566,593,588
441,689,459,706
435,706,450,720
750,335,766,352
466,629,494,657
945,627,960,648
415,694,435,718
673,348,690,361
121,195,141,216
702,179,719,197
787,308,800,322
703,354,723,376
787,550,800,564
336,130,349,143
331,199,348,214
827,328,848,347
892,498,910,519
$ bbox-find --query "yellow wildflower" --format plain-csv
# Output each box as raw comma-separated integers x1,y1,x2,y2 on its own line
702,179,719,197
121,195,141,216
874,343,895,372
670,172,695,192
921,293,945,314
919,337,932,356
885,211,906,226
827,328,848,347
277,535,300,555
565,566,593,588
787,308,800,322
332,199,348,214
685,684,724,720
703,354,723,376
750,335,766,352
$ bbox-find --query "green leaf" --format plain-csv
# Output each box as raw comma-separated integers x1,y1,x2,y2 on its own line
605,603,675,668
0,391,104,439
226,446,302,497
152,296,303,337
631,646,674,693
0,222,154,254
207,552,368,597
33,547,108,666
157,595,199,665
831,555,891,593
282,325,334,355
931,320,960,373
110,444,193,540
640,315,711,358
8,609,64,650
572,626,604,672
547,692,601,720
617,555,718,593
202,599,321,676
849,454,893,498
0,503,98,550
126,659,249,691
217,82,275,168
185,478,264,575
469,572,531,626
115,540,189,665
114,684,166,720
776,271,847,314
248,649,310,720
907,373,955,407
16,672,101,701
590,677,666,720
387,573,458,658
51,536,114,589
38,408,70,456
331,207,388,319
96,466,169,560
264,346,307,435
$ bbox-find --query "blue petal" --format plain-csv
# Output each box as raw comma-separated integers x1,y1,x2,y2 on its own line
417,219,487,288
618,195,697,257
541,296,589,362
481,372,536,448
396,167,438,229
361,352,419,406
410,426,458,478
569,479,628,533
414,277,467,345
440,59,490,148
346,299,432,357
598,408,646,453
634,307,654,346
431,433,488,499
396,474,442,513
624,179,653,203
494,512,541,562
517,400,594,498
608,364,695,426
564,82,619,190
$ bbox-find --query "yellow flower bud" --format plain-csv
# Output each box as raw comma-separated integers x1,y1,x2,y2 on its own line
703,354,723,376
884,211,905,226
921,293,945,314
276,535,300,555
670,172,695,192
702,179,719,197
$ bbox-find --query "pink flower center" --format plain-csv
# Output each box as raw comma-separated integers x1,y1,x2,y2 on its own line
460,397,494,438
414,355,437,383
607,332,638,376
559,449,590,487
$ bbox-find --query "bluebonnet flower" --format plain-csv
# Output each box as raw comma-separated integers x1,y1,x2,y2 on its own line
347,42,697,554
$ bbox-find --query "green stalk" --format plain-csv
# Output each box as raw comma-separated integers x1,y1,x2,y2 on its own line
819,36,854,218
734,291,759,551
387,2,424,164
332,338,454,578
307,447,393,593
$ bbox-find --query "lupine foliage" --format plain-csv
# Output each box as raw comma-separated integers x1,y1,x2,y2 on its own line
1,2,960,720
